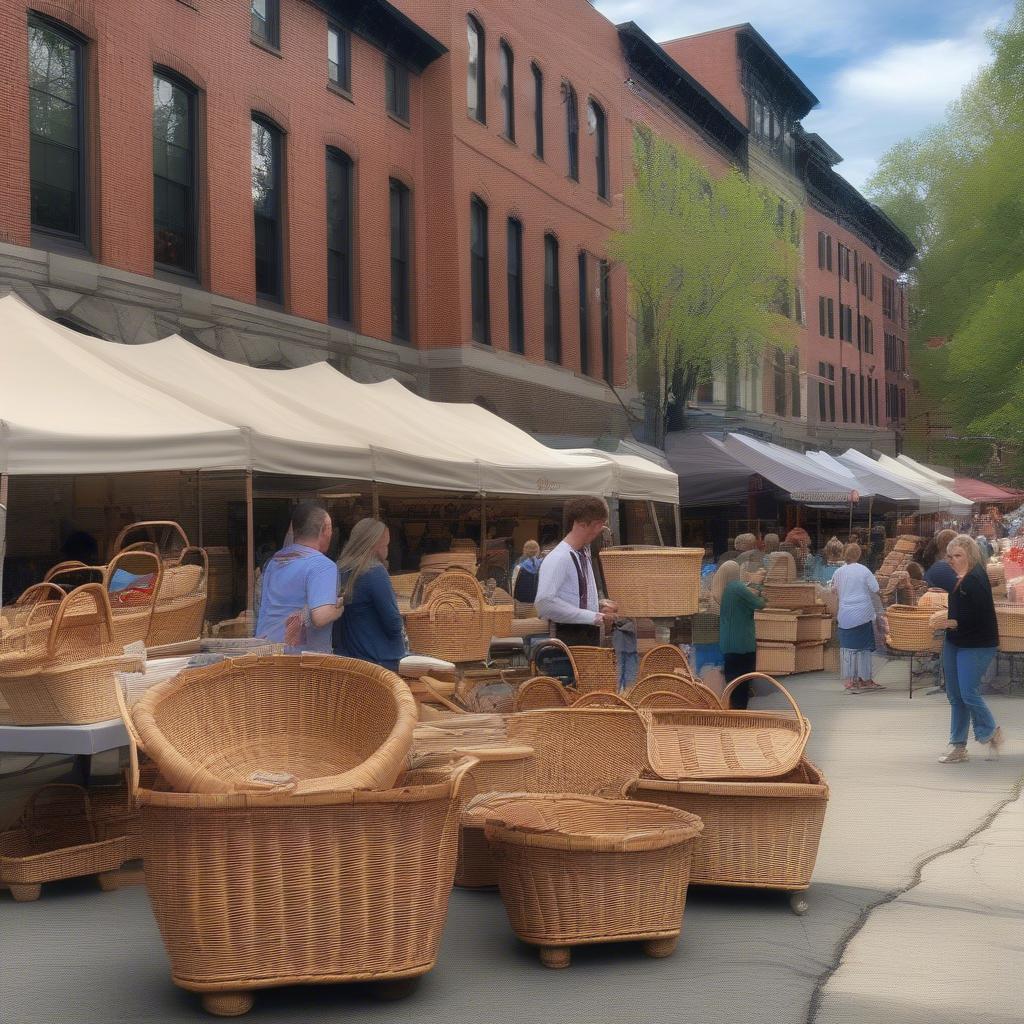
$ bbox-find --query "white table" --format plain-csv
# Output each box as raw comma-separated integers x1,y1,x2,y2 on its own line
0,719,129,785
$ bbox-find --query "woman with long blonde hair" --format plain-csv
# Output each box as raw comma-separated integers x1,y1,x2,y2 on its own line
333,518,406,671
714,560,766,709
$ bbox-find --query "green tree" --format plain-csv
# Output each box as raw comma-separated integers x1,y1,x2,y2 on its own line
609,130,799,447
866,2,1024,449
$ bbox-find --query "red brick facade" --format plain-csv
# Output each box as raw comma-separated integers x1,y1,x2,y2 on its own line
0,1,913,447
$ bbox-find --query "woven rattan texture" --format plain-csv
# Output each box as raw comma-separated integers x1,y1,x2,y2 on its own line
626,673,722,710
598,547,702,617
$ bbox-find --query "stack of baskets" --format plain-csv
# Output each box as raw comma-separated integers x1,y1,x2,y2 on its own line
629,673,828,912
875,535,922,597
0,584,143,725
755,584,830,675
116,653,473,1016
404,571,513,663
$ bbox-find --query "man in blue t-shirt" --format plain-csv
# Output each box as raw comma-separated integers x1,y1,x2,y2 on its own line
255,501,343,653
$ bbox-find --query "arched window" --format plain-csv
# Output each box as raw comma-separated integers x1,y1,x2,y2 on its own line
153,68,198,276
467,16,485,123
389,179,412,340
588,100,608,199
470,195,490,343
28,14,87,244
326,147,353,323
251,114,284,302
563,81,578,181
507,218,524,354
500,41,515,141
531,62,544,158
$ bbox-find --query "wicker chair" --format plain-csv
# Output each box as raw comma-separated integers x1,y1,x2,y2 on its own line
129,654,418,795
626,672,722,710
513,675,573,712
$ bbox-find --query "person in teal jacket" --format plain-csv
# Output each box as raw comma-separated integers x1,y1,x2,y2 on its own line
718,560,766,709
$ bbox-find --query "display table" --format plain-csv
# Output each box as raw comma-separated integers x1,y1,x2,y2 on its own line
0,719,129,785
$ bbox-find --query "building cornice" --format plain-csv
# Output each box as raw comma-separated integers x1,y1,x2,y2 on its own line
312,0,446,72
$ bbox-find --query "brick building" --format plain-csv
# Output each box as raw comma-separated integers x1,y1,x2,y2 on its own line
0,2,914,451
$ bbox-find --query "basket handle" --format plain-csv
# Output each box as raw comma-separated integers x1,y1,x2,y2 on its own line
111,520,190,558
417,676,467,714
47,583,114,656
15,582,67,606
573,691,634,709
427,593,475,622
722,672,806,724
529,637,572,676
42,561,89,582
446,754,480,799
112,676,147,807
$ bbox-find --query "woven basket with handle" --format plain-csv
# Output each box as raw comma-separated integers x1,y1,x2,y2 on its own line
598,547,703,617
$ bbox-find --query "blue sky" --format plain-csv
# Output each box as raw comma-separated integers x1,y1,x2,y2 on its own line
595,0,1011,191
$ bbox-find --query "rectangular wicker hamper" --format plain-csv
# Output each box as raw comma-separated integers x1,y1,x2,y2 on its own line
796,613,832,643
756,642,796,675
135,760,474,1017
755,610,799,643
598,547,703,617
794,642,825,674
763,583,817,609
629,759,828,891
995,603,1024,652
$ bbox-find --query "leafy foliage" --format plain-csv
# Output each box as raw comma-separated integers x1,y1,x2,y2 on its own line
866,3,1024,444
610,130,799,446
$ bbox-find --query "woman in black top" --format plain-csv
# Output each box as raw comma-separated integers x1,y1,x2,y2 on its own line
936,534,1003,763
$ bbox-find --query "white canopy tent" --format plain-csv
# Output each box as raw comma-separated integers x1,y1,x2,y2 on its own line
875,453,973,512
895,453,956,485
810,450,921,504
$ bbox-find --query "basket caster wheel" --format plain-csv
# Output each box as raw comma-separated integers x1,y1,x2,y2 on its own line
201,991,254,1017
96,871,120,892
539,946,571,969
790,894,809,916
374,977,420,1001
643,936,679,958
10,884,42,902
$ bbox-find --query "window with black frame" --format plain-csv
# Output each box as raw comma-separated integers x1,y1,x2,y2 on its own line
386,58,410,122
531,62,544,158
153,70,197,276
328,24,351,92
467,16,485,123
500,41,514,141
390,179,411,340
251,0,279,48
470,195,490,343
588,99,608,199
326,147,353,323
544,234,561,362
578,252,589,375
507,218,524,354
251,115,283,302
599,258,612,383
563,81,578,181
28,15,87,245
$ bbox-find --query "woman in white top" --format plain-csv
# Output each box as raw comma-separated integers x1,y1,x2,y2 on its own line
831,543,889,693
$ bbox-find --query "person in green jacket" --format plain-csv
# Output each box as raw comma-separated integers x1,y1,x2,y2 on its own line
718,560,766,709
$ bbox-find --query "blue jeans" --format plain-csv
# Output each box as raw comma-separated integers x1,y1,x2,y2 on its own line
941,640,998,745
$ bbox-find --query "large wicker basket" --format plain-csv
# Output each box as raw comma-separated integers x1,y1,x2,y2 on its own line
134,758,476,1017
796,612,832,643
886,604,940,652
103,550,161,648
484,794,704,967
598,547,703,617
756,642,796,676
128,654,417,795
625,672,722,710
755,610,799,643
629,758,828,892
641,673,810,780
404,591,513,663
0,784,132,901
995,602,1024,641
147,547,208,650
637,644,694,681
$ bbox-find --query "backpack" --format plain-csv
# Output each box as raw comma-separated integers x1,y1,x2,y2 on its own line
512,562,540,603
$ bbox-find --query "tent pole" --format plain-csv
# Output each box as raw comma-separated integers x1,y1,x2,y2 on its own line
648,500,665,546
848,500,853,539
479,493,487,573
867,496,874,537
195,471,204,548
0,473,8,605
371,481,380,519
245,470,255,615
673,503,682,547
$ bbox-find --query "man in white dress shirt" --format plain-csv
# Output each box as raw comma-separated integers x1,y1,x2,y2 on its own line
535,496,618,646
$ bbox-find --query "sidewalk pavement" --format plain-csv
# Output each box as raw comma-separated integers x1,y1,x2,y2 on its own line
1,670,1022,1024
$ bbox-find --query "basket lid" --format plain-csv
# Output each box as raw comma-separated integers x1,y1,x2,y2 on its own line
481,792,702,851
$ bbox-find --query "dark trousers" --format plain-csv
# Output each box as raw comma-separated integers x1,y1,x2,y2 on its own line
553,623,601,647
723,651,757,709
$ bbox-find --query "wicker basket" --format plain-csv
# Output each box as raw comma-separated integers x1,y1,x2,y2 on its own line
0,585,143,725
566,644,618,695
422,568,486,604
419,551,477,577
763,583,817,609
823,644,840,674
755,610,799,643
796,612,832,643
129,654,417,795
886,604,939,652
641,673,810,781
147,547,208,649
0,784,132,901
794,642,825,674
104,550,161,648
894,535,921,554
629,758,828,892
111,520,191,562
756,641,796,676
514,676,573,712
995,602,1024,640
405,590,513,663
637,644,693,680
625,672,722,710
389,572,420,599
134,758,476,1017
484,794,704,967
691,612,720,645
573,690,634,709
210,613,254,639
598,547,703,617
